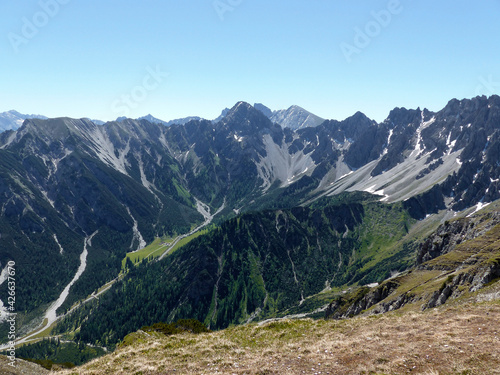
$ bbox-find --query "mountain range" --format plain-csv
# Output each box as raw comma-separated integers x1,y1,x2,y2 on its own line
0,95,499,364
134,104,325,130
0,104,326,134
0,110,47,132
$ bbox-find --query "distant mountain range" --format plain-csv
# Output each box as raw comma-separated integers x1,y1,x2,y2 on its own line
254,103,325,130
136,114,203,127
0,104,326,133
0,110,47,132
132,104,325,130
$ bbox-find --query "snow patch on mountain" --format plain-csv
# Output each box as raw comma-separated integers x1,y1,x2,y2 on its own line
364,185,378,194
382,129,394,155
411,115,436,158
467,201,491,217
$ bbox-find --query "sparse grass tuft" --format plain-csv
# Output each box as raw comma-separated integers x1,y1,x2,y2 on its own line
59,300,500,375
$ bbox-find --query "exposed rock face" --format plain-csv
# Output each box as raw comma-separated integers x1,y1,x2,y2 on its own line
325,281,400,319
326,207,500,320
417,211,500,265
402,185,446,220
327,258,500,319
423,262,500,309
253,103,273,118
470,260,500,292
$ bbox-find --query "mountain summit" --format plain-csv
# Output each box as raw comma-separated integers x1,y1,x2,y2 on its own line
252,103,325,130
219,101,273,132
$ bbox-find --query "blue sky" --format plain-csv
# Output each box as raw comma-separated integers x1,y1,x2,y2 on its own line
0,0,499,123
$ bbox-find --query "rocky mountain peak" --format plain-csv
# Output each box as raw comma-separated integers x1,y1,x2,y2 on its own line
385,107,422,126
270,105,325,130
219,101,273,133
343,111,374,126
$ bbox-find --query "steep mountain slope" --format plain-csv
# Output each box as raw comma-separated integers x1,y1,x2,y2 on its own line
270,105,325,130
254,103,325,130
0,355,49,374
27,200,500,374
325,201,500,319
231,96,500,220
57,200,500,373
324,96,500,216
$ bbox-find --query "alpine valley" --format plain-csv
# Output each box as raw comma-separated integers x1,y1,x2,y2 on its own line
1,96,500,373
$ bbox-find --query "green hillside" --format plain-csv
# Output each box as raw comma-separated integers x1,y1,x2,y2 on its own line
67,194,416,348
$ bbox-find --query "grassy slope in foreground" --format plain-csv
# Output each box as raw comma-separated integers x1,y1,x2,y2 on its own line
60,294,500,375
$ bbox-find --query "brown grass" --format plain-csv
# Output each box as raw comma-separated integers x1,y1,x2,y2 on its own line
57,298,500,375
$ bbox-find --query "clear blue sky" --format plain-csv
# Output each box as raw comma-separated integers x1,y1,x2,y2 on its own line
1,0,499,123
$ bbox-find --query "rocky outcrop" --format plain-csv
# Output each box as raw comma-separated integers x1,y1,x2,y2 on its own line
326,257,500,320
417,211,500,265
424,273,474,309
470,259,500,292
326,207,500,320
325,281,400,319
423,260,500,310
